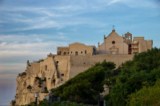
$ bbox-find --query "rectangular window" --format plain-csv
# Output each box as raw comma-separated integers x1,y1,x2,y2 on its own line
45,65,47,70
61,73,64,76
85,50,87,54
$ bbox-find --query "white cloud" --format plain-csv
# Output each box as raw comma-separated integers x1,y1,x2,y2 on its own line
0,0,158,32
14,19,60,31
0,34,68,79
107,0,123,6
0,63,25,72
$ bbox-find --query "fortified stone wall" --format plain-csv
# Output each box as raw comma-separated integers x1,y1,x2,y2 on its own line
69,54,133,79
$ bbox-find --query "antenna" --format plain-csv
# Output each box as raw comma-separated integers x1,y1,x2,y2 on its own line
112,25,115,32
113,25,115,30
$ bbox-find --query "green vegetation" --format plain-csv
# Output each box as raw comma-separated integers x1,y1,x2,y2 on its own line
105,48,160,106
29,48,160,106
128,79,160,106
29,101,89,106
51,61,115,105
35,77,46,88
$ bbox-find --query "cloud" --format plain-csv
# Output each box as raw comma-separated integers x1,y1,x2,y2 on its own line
0,34,68,80
0,34,67,57
107,0,123,6
104,0,160,9
0,63,25,79
0,6,89,32
0,0,159,33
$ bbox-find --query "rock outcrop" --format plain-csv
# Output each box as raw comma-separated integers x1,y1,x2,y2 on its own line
14,54,67,105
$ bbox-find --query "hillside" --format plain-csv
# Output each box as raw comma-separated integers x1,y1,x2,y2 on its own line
29,48,160,106
106,48,160,106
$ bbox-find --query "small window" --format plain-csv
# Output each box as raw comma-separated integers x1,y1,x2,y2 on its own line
81,51,83,54
64,52,66,55
75,51,78,55
55,61,59,69
61,73,64,76
45,65,47,70
85,50,87,54
112,41,115,44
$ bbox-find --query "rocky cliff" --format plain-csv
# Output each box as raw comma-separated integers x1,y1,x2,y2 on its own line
12,53,133,105
13,54,66,105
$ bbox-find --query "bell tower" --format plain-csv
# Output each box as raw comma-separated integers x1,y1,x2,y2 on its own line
124,32,132,54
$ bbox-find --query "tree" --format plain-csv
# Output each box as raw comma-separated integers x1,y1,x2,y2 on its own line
128,79,160,106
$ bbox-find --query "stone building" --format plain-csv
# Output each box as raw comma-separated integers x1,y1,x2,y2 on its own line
13,29,152,105
97,29,152,54
57,42,96,56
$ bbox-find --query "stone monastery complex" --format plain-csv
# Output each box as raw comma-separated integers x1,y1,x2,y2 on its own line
13,29,152,105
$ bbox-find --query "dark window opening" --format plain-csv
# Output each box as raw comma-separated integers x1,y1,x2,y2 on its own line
61,73,64,76
55,61,59,69
75,51,78,55
128,44,132,54
112,41,115,44
45,65,47,70
52,79,55,85
85,50,87,54
52,79,55,83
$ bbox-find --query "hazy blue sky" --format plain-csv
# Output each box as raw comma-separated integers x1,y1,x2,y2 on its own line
0,0,160,105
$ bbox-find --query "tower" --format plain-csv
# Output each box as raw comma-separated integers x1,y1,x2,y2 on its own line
124,32,132,54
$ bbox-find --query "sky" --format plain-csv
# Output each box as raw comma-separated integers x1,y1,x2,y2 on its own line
0,0,160,105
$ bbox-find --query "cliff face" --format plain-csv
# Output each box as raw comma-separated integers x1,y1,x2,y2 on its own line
13,53,133,105
14,54,69,105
